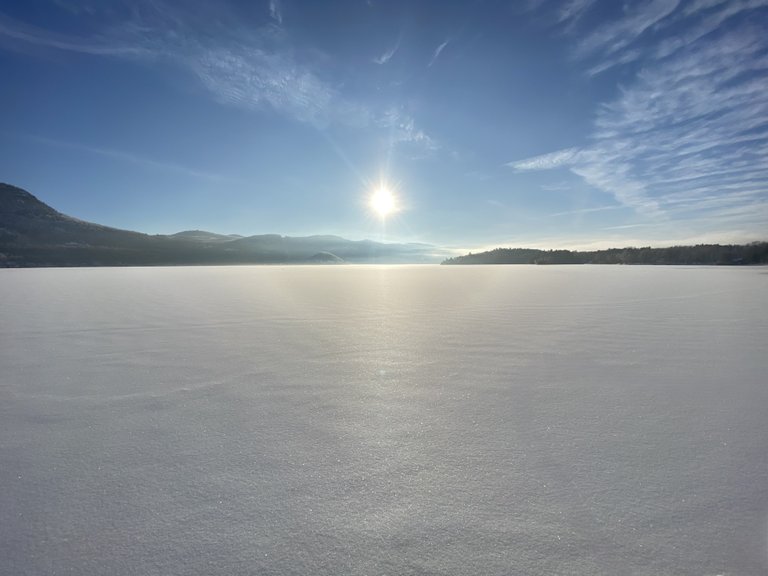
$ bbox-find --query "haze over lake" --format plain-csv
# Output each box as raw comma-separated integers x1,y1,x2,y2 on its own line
1,265,767,575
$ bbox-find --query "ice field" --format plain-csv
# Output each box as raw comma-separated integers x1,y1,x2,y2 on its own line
1,265,767,575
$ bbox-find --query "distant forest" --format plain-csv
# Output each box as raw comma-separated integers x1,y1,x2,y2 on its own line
442,243,768,265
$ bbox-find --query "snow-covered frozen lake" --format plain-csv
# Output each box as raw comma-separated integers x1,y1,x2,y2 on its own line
1,265,767,576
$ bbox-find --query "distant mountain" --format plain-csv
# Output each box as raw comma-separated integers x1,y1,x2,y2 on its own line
442,244,768,266
0,183,439,267
307,251,345,263
168,230,244,243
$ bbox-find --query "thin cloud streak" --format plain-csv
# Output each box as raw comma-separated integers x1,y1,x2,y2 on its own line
373,35,401,64
0,14,148,56
548,205,626,217
558,0,597,25
25,134,227,181
576,0,680,61
507,148,580,171
428,39,449,67
602,223,660,230
269,0,282,24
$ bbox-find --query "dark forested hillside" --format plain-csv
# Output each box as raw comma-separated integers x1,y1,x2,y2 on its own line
0,183,436,266
442,244,768,265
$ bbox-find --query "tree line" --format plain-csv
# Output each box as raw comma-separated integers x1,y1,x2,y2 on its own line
441,242,768,265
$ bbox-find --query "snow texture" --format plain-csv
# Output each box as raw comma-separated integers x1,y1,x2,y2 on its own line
1,265,767,575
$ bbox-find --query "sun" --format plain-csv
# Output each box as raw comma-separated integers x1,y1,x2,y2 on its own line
369,185,398,218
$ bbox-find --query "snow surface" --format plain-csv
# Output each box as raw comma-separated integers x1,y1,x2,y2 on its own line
1,265,767,576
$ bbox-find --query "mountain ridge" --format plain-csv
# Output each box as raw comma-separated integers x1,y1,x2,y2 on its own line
0,183,439,267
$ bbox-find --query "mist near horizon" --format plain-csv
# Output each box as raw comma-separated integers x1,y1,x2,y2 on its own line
2,265,766,575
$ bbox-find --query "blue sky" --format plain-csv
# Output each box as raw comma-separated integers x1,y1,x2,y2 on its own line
1,0,766,251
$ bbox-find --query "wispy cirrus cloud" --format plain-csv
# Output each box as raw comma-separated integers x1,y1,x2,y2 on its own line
189,43,371,129
379,108,439,151
548,205,626,218
0,13,148,56
575,0,680,62
564,0,768,76
512,0,768,235
507,147,580,171
428,39,449,67
373,35,401,65
269,0,282,25
557,0,597,25
0,1,435,147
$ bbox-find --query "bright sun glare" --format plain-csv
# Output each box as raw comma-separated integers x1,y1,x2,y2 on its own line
370,186,398,218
